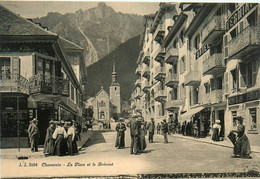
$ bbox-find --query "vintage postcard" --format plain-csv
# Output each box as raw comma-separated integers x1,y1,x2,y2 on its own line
0,1,260,178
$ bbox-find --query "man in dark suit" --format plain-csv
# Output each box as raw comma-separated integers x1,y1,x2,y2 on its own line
127,114,140,155
162,119,168,143
146,118,155,143
28,118,39,152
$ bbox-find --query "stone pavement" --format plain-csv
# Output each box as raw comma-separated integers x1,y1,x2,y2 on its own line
170,134,260,154
0,130,93,159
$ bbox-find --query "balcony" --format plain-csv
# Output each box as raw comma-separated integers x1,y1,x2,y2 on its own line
200,89,224,105
203,53,225,75
142,51,150,64
154,24,165,43
165,99,184,111
226,26,260,59
165,73,179,88
165,48,178,64
154,67,166,80
142,66,150,78
184,71,201,86
134,79,141,87
154,46,165,63
135,66,141,75
154,89,166,101
0,73,29,94
29,74,69,96
142,81,150,92
202,15,225,44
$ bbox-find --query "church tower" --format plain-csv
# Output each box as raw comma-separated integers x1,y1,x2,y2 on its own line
109,60,121,115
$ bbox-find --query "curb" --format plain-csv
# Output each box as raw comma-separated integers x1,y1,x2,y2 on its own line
171,135,260,154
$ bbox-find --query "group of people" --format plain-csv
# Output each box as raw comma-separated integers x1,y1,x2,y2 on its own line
114,115,170,155
28,118,81,156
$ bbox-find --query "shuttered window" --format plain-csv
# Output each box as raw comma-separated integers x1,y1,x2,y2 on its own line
11,57,20,77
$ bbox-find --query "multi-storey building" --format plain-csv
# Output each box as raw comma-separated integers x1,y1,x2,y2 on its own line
0,5,86,148
131,3,260,145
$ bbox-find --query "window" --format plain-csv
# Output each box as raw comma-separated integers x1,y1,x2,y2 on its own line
204,83,210,93
231,69,238,92
180,56,186,74
247,10,257,26
249,108,257,131
194,34,200,50
115,87,117,91
193,86,199,105
0,57,11,79
240,58,258,88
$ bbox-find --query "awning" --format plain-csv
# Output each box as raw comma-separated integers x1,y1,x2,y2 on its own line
179,106,204,122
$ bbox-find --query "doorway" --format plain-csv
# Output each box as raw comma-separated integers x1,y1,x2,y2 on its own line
218,110,225,137
37,109,54,145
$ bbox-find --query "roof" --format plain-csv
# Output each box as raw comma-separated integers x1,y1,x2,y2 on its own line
0,5,57,37
59,37,84,51
95,87,109,98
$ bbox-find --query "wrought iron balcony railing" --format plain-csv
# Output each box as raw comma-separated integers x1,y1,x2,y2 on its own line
203,53,225,75
0,73,29,94
165,99,184,110
199,89,224,105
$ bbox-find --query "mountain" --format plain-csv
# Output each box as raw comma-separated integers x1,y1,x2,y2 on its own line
34,2,145,66
86,35,141,101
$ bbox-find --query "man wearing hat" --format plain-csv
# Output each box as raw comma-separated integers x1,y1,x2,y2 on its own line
43,120,56,155
146,118,155,143
127,114,140,155
162,119,168,143
28,118,40,152
115,118,126,149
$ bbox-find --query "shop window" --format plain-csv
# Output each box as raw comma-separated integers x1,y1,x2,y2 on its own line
0,57,11,79
249,108,257,131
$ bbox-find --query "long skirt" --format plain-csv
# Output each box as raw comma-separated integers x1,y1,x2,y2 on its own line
138,134,146,152
234,134,251,157
44,138,54,154
52,135,67,156
68,135,78,155
212,128,220,141
115,131,125,148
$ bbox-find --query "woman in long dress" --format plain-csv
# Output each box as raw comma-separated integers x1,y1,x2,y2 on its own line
115,118,126,149
212,120,221,141
138,118,146,153
52,121,68,156
43,120,56,155
67,121,78,155
232,116,251,159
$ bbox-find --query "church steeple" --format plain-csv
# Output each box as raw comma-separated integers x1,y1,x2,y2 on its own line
111,60,119,85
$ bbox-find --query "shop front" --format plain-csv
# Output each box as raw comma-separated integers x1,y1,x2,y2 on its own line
0,93,29,148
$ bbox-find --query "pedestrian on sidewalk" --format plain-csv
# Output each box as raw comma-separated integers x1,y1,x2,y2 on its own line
115,118,126,149
28,118,39,152
193,121,199,138
43,120,56,155
146,118,155,143
67,121,78,155
231,116,251,159
156,123,161,134
138,117,146,153
212,120,221,142
127,114,139,155
162,119,168,143
52,121,68,156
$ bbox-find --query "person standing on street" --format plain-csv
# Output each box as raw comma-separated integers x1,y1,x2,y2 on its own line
67,121,78,155
52,121,68,156
115,118,126,149
28,118,39,152
157,123,161,134
212,120,221,142
138,117,146,153
127,114,139,155
43,120,56,155
146,118,155,143
162,119,168,143
193,121,199,138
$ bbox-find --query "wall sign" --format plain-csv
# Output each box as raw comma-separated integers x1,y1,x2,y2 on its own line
228,89,260,105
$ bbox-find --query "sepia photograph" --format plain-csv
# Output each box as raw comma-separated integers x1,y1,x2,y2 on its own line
0,1,260,178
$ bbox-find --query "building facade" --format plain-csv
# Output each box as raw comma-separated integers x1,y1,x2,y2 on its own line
130,3,260,145
0,5,86,148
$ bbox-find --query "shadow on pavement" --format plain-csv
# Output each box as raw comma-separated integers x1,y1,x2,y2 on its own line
81,130,106,148
142,149,154,154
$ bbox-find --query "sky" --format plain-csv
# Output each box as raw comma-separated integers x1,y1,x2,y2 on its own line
0,1,160,18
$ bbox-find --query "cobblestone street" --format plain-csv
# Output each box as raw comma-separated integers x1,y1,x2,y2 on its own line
2,127,260,178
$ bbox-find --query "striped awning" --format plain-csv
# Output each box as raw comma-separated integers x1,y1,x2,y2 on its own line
179,106,204,122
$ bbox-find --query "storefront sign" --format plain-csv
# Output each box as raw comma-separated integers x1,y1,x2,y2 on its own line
228,89,260,105
37,102,54,110
227,3,257,31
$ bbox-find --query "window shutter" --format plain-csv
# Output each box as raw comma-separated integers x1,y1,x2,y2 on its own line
12,57,20,78
223,35,228,58
224,72,229,94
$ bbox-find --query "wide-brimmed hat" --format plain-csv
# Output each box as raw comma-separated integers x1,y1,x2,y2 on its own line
49,120,55,124
216,120,221,123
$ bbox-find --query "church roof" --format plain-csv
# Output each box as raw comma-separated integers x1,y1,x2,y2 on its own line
95,87,109,98
0,5,57,37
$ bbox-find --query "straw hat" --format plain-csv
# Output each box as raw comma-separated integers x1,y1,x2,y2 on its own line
216,120,221,123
